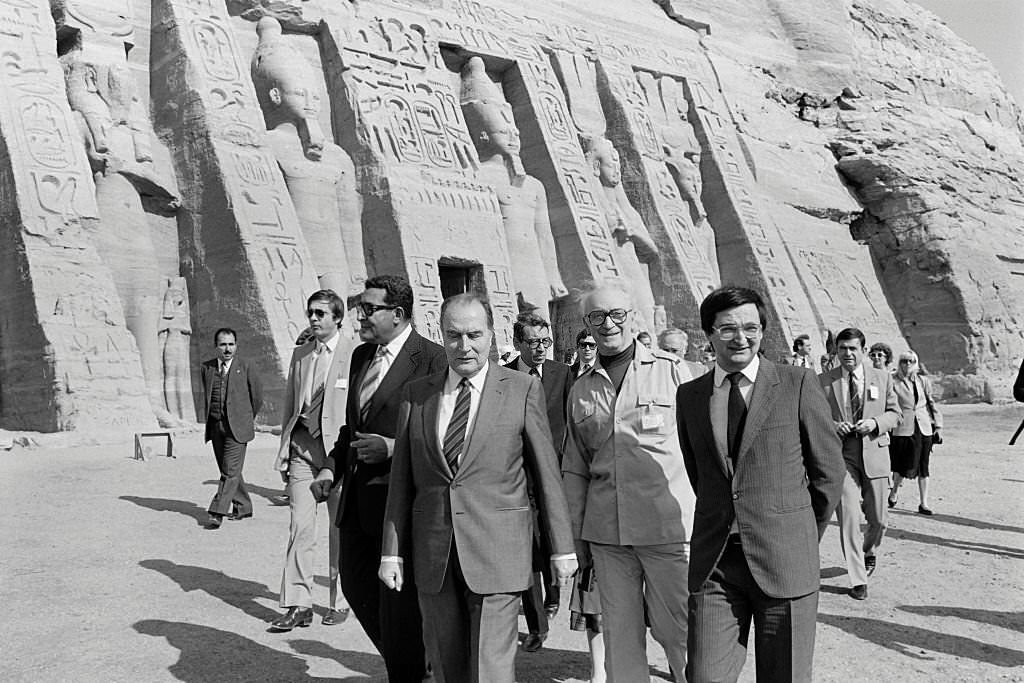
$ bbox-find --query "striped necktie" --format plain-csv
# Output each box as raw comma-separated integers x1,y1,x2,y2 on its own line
358,346,386,421
443,378,472,475
303,345,329,439
849,372,863,422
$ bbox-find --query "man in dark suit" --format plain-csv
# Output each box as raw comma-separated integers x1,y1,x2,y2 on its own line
569,329,597,378
380,292,577,683
201,328,262,529
676,286,845,682
819,328,901,600
311,275,446,681
504,311,572,651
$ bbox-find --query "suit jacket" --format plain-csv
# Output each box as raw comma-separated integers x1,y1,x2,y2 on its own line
819,363,901,478
274,335,352,471
327,329,447,535
676,360,845,598
201,357,262,443
892,374,943,437
503,358,571,456
381,364,575,595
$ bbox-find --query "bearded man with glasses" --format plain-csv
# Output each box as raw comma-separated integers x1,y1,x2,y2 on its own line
309,275,446,681
562,284,700,682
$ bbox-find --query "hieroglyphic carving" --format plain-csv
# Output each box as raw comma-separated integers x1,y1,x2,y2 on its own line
0,0,153,430
158,276,194,422
152,0,319,393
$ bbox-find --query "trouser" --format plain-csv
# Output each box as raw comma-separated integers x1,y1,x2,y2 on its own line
418,542,519,683
687,537,818,683
279,426,332,608
340,512,427,681
836,464,889,586
591,542,689,682
207,419,251,517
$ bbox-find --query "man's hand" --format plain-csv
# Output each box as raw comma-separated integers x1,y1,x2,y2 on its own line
310,470,334,501
575,539,592,568
353,432,389,465
853,418,877,436
552,556,579,587
835,421,854,437
379,559,403,591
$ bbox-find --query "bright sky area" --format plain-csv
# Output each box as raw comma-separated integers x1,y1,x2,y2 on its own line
912,0,1024,107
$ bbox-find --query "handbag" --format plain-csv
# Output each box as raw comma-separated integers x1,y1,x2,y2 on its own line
922,378,942,445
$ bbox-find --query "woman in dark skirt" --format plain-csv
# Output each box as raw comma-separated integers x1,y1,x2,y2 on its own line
888,350,943,514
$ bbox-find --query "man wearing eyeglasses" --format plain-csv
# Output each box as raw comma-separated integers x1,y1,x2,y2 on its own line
503,311,572,652
562,284,699,682
676,286,844,682
273,289,353,632
311,275,446,681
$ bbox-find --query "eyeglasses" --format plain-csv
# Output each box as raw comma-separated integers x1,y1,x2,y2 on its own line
306,308,330,319
868,352,887,358
577,341,597,349
522,338,552,349
585,309,629,326
710,323,763,341
898,359,917,364
357,302,398,318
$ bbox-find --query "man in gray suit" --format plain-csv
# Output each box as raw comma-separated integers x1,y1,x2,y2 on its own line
819,327,901,600
380,292,577,683
677,286,845,682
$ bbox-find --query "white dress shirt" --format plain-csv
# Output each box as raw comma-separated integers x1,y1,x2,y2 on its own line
304,330,339,406
362,323,414,457
436,361,489,459
710,355,759,462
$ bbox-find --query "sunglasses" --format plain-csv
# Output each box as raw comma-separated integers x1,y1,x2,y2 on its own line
585,309,629,326
306,308,330,319
577,341,597,349
357,302,398,318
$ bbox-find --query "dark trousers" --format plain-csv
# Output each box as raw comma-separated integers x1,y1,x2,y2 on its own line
418,542,519,683
687,538,818,683
521,535,559,635
340,514,426,682
207,420,251,517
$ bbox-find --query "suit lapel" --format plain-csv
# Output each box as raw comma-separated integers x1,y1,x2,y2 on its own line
736,360,780,463
296,344,315,412
692,372,729,479
458,367,506,474
203,362,214,408
830,370,846,422
364,333,419,425
421,371,446,475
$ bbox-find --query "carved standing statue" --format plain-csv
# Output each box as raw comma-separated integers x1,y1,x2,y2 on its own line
552,50,659,329
61,48,183,427
158,277,194,421
251,16,365,297
460,56,568,313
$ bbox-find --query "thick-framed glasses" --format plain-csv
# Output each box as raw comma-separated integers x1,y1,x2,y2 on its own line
356,302,398,318
711,323,763,341
868,352,887,358
585,309,629,326
523,338,552,349
577,341,597,350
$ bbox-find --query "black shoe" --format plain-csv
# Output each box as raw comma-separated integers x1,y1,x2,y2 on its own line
229,511,252,521
887,494,897,508
204,514,222,529
544,603,559,619
865,555,877,576
918,505,934,516
522,631,547,652
322,608,349,626
269,607,313,632
850,584,868,600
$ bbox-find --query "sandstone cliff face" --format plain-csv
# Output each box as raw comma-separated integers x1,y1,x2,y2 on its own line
1,0,1020,432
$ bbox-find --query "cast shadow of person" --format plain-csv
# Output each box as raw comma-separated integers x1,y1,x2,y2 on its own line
889,508,1024,535
202,479,288,507
899,605,1024,634
886,526,1024,561
134,620,313,682
288,639,386,681
120,495,208,526
511,642,672,682
818,612,1024,668
140,559,279,622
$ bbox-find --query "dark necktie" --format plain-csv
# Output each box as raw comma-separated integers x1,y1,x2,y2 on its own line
849,372,862,422
529,367,540,379
443,378,472,475
726,372,747,465
220,361,228,376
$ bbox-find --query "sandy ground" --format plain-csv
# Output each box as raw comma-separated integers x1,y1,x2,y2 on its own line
1,403,1022,682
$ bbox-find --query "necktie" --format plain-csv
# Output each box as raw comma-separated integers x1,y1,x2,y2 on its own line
529,367,540,378
726,372,747,465
849,372,862,422
304,345,329,438
220,361,228,376
358,347,386,420
443,378,472,475
581,364,591,376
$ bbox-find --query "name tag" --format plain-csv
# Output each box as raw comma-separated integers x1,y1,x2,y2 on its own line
868,385,878,400
334,378,348,390
642,413,665,430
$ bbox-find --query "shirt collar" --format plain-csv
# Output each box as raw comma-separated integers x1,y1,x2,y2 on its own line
713,354,760,388
846,363,865,381
317,330,339,355
445,360,489,393
517,357,542,376
382,323,413,358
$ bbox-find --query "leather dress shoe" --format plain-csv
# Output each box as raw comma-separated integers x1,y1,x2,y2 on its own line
522,631,547,653
850,584,868,600
269,607,313,632
204,514,222,529
544,603,559,619
918,505,934,516
865,555,877,576
229,511,252,521
322,607,349,626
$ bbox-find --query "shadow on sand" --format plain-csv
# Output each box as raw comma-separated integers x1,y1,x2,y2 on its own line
120,496,208,526
140,559,279,622
899,605,1024,634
